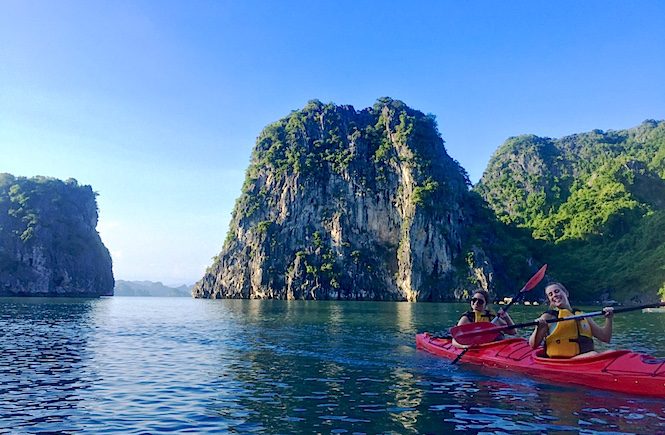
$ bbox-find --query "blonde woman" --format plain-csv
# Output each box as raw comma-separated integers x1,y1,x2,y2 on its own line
529,282,614,358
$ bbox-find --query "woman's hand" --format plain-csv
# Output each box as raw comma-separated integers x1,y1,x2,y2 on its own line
529,315,549,349
590,307,614,343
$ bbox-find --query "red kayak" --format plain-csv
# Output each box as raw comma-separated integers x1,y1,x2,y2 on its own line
416,333,665,398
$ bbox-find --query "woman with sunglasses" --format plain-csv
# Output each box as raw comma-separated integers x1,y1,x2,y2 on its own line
453,290,516,348
528,282,614,359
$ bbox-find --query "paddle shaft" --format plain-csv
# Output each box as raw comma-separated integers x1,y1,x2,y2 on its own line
451,347,470,364
477,301,665,336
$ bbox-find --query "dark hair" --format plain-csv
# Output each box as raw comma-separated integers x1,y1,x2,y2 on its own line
472,289,490,304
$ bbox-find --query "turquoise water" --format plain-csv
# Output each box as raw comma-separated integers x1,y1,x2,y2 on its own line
1,297,664,434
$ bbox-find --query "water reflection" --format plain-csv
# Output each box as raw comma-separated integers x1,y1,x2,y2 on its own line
395,300,415,334
2,298,665,433
416,372,665,433
386,369,421,433
205,300,665,434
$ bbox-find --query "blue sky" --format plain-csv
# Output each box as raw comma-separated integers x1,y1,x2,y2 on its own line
1,1,664,286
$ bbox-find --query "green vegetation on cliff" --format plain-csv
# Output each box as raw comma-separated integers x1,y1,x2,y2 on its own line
227,98,471,246
477,120,665,302
197,98,663,303
195,98,512,301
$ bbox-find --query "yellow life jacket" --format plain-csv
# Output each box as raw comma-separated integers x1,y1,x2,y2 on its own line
464,310,495,323
544,308,594,358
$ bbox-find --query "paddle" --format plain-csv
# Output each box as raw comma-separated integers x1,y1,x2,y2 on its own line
450,264,547,363
500,264,548,313
452,301,665,346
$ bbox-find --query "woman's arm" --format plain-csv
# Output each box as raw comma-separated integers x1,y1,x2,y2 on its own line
494,309,516,335
452,315,472,348
588,307,614,343
457,315,471,326
529,314,552,348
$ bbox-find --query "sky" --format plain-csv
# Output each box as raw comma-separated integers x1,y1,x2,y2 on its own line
1,1,664,286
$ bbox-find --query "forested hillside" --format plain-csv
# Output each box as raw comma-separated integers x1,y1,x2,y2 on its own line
476,120,665,302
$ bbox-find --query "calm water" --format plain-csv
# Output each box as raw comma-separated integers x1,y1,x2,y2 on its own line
1,297,664,434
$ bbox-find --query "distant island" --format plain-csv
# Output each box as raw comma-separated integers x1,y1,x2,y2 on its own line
114,280,192,297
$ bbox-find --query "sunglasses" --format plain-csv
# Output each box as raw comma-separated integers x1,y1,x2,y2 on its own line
470,297,486,305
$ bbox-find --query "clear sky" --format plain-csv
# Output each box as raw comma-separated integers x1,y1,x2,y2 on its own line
1,1,664,286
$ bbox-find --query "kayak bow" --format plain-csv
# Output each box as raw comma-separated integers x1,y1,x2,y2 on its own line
416,333,665,397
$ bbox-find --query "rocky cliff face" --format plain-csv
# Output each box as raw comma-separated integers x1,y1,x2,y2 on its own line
193,99,502,301
0,174,114,297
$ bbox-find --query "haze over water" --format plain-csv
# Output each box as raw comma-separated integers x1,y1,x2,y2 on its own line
1,297,664,434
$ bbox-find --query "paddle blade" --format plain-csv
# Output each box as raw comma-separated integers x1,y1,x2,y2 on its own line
502,264,548,312
521,264,547,293
451,322,504,346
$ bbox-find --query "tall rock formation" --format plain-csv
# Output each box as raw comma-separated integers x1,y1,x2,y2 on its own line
194,98,504,301
0,174,114,297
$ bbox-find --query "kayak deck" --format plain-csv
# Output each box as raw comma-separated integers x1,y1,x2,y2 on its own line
416,333,665,398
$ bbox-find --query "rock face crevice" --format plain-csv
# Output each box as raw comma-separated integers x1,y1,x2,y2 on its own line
0,174,114,297
194,98,500,301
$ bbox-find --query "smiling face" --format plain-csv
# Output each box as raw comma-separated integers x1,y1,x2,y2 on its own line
545,283,571,309
470,292,487,312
